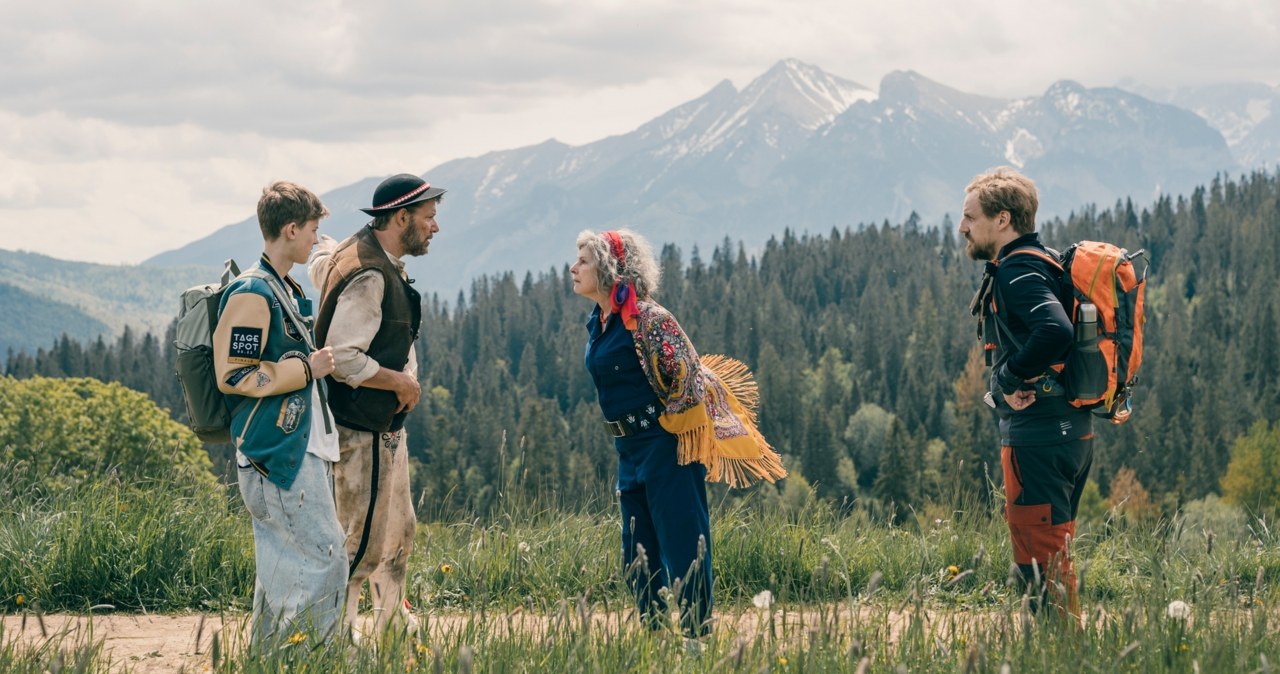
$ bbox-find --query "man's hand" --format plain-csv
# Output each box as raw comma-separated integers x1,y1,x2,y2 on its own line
309,346,336,379
314,234,338,253
390,369,421,412
1003,388,1036,411
358,366,422,412
308,235,340,288
995,362,1039,410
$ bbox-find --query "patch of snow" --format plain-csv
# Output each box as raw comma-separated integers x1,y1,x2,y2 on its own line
651,101,711,142
1004,129,1044,168
1204,112,1254,147
486,171,520,199
992,99,1035,130
762,122,779,148
689,60,878,153
1055,92,1083,117
556,154,582,177
1189,97,1272,147
694,105,753,154
782,62,876,128
1247,98,1272,125
473,164,500,201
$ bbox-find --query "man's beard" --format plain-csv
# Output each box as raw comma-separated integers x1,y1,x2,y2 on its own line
401,224,428,257
965,237,995,261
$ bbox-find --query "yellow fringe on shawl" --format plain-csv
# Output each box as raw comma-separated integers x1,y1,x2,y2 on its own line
659,354,788,488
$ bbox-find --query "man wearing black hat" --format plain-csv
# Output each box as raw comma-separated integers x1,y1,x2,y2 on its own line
308,173,444,635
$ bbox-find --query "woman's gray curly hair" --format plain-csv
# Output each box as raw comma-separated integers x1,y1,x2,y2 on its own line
575,228,661,299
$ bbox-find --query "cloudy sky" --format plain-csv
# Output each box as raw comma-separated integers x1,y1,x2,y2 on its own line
1,0,1277,265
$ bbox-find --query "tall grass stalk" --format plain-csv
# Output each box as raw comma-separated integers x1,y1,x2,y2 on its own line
4,468,1279,612
197,587,1280,673
0,463,253,613
1,616,113,673
1,467,1277,671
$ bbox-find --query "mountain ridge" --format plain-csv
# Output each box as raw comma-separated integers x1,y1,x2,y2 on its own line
0,282,111,360
0,249,213,358
2,59,1270,350
139,61,1245,297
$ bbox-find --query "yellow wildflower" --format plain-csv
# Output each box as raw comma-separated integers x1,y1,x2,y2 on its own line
415,643,431,656
15,593,24,606
777,655,789,666
440,563,454,574
947,565,960,577
286,632,307,645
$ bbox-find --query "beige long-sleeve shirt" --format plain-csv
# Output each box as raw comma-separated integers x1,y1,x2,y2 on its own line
308,238,418,388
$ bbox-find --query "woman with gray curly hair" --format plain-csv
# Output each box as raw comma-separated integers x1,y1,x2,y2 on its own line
572,228,785,642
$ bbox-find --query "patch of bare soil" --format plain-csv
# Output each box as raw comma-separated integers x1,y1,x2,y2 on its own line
2,604,959,672
2,612,236,673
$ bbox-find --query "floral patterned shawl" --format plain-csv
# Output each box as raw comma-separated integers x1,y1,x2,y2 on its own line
630,299,787,487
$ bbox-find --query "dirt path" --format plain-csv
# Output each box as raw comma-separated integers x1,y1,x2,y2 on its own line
2,612,234,673
3,605,941,672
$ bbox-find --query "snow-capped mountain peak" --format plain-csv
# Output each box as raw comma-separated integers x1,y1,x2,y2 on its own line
1117,79,1280,166
743,58,876,129
687,59,874,155
147,60,1249,297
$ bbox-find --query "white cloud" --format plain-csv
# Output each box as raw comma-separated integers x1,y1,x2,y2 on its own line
0,0,1277,263
0,158,41,208
0,108,447,263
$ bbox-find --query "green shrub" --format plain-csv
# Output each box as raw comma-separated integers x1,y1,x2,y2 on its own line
1221,419,1280,514
0,376,212,489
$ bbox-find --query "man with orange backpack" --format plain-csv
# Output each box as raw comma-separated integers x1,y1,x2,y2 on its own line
961,167,1093,623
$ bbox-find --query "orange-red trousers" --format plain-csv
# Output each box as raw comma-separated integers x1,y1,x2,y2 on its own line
1001,434,1093,620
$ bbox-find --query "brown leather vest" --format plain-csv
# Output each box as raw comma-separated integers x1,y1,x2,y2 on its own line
314,226,421,432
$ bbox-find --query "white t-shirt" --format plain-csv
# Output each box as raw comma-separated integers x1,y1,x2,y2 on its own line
292,292,339,463
307,383,339,463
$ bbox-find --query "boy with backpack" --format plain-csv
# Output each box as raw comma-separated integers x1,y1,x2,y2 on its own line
961,167,1093,623
213,181,345,646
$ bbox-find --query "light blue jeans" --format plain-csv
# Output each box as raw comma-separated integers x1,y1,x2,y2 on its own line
238,452,348,647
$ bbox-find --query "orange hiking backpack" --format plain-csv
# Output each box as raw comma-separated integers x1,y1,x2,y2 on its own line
997,241,1148,424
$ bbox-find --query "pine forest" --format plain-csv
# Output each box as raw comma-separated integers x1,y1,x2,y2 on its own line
8,171,1280,520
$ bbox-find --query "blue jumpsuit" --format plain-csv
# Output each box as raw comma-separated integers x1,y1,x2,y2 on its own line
585,307,713,637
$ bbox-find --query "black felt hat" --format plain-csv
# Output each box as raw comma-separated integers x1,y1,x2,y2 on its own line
359,174,447,216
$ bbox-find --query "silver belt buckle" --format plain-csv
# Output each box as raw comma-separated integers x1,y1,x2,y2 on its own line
603,419,627,437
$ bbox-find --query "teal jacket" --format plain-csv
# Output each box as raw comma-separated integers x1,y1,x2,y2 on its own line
213,255,318,490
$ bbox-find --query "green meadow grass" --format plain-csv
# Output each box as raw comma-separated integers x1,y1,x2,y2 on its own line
0,463,254,614
1,465,1277,672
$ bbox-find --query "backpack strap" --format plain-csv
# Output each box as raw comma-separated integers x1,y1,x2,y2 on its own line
1003,247,1062,272
203,259,243,340
240,268,334,434
220,258,241,286
240,268,316,351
